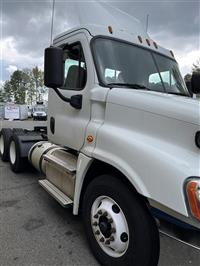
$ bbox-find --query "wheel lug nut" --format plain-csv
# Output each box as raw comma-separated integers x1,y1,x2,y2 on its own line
120,232,128,242
93,222,98,226
98,210,102,215
94,214,98,219
105,240,110,245
100,237,105,242
112,204,120,214
110,236,115,241
108,218,113,223
102,211,108,217
111,228,116,233
95,230,100,235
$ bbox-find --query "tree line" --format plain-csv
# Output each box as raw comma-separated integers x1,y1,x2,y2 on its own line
0,66,46,105
184,59,200,82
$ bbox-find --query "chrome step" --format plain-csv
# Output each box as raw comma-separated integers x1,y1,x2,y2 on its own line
39,179,73,207
43,152,77,174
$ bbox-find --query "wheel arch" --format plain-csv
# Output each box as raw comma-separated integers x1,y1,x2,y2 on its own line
73,157,149,215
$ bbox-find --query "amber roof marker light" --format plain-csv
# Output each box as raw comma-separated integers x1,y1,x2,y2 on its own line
146,39,151,46
108,26,113,34
138,36,143,43
170,50,175,57
153,41,158,49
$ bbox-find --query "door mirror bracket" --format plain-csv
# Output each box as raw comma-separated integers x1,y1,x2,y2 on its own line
54,88,82,109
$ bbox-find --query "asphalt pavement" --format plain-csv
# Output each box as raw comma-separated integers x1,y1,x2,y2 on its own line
0,119,47,130
0,120,200,265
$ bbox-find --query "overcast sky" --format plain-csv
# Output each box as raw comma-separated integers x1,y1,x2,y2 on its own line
0,0,199,85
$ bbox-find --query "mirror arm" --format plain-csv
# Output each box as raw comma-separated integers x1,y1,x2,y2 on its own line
54,87,70,103
53,88,82,109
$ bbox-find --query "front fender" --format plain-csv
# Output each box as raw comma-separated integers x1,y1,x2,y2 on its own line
93,122,190,217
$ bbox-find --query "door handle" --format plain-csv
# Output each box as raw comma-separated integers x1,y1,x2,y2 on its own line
50,117,55,134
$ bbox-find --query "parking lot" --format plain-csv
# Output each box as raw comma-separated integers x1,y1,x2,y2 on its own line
0,121,200,265
0,119,47,130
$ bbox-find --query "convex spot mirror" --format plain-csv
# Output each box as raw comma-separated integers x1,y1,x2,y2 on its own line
44,46,64,89
191,72,200,94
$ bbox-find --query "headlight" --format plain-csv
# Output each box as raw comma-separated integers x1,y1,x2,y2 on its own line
186,179,200,221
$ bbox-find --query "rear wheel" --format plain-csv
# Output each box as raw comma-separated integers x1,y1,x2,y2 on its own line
82,175,160,266
0,128,13,161
8,134,26,173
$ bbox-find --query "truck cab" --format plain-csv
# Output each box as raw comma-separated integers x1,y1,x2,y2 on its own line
41,23,200,264
3,22,200,266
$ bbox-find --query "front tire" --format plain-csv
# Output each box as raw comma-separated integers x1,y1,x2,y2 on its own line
82,175,160,266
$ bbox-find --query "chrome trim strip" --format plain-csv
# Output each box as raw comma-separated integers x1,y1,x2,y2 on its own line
160,230,200,251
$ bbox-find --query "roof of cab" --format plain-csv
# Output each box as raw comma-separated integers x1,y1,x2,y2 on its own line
54,24,175,60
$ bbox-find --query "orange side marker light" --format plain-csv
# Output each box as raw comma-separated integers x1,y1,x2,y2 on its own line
186,181,200,221
87,135,94,143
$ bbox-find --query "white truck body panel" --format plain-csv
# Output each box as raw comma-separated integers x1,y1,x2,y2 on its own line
49,31,96,150
92,88,200,216
47,26,200,228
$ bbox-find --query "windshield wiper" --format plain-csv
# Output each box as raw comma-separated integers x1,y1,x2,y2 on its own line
107,83,150,90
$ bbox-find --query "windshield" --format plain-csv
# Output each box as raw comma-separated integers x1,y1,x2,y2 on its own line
34,106,45,112
92,38,189,96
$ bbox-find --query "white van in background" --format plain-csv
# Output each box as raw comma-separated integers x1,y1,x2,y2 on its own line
32,102,47,121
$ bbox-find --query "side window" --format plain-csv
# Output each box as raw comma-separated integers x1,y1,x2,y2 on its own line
63,43,87,90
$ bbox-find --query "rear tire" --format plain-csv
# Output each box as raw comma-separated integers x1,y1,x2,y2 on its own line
8,134,27,173
82,175,160,266
0,128,13,161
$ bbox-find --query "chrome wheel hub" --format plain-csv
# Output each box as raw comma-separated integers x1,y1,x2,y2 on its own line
91,196,129,258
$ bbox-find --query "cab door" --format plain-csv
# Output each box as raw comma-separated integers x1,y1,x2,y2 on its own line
48,32,94,150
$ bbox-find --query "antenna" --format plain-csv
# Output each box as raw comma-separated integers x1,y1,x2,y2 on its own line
146,14,149,33
50,0,56,46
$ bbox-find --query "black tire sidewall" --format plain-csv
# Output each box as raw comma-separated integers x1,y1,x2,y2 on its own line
9,134,23,173
0,128,13,161
82,175,160,266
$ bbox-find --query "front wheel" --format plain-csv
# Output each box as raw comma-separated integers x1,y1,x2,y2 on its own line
82,175,160,266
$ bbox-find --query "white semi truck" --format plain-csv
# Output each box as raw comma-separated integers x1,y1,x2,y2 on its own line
0,21,200,265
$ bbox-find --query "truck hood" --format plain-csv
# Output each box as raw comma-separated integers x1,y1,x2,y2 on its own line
107,89,200,126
